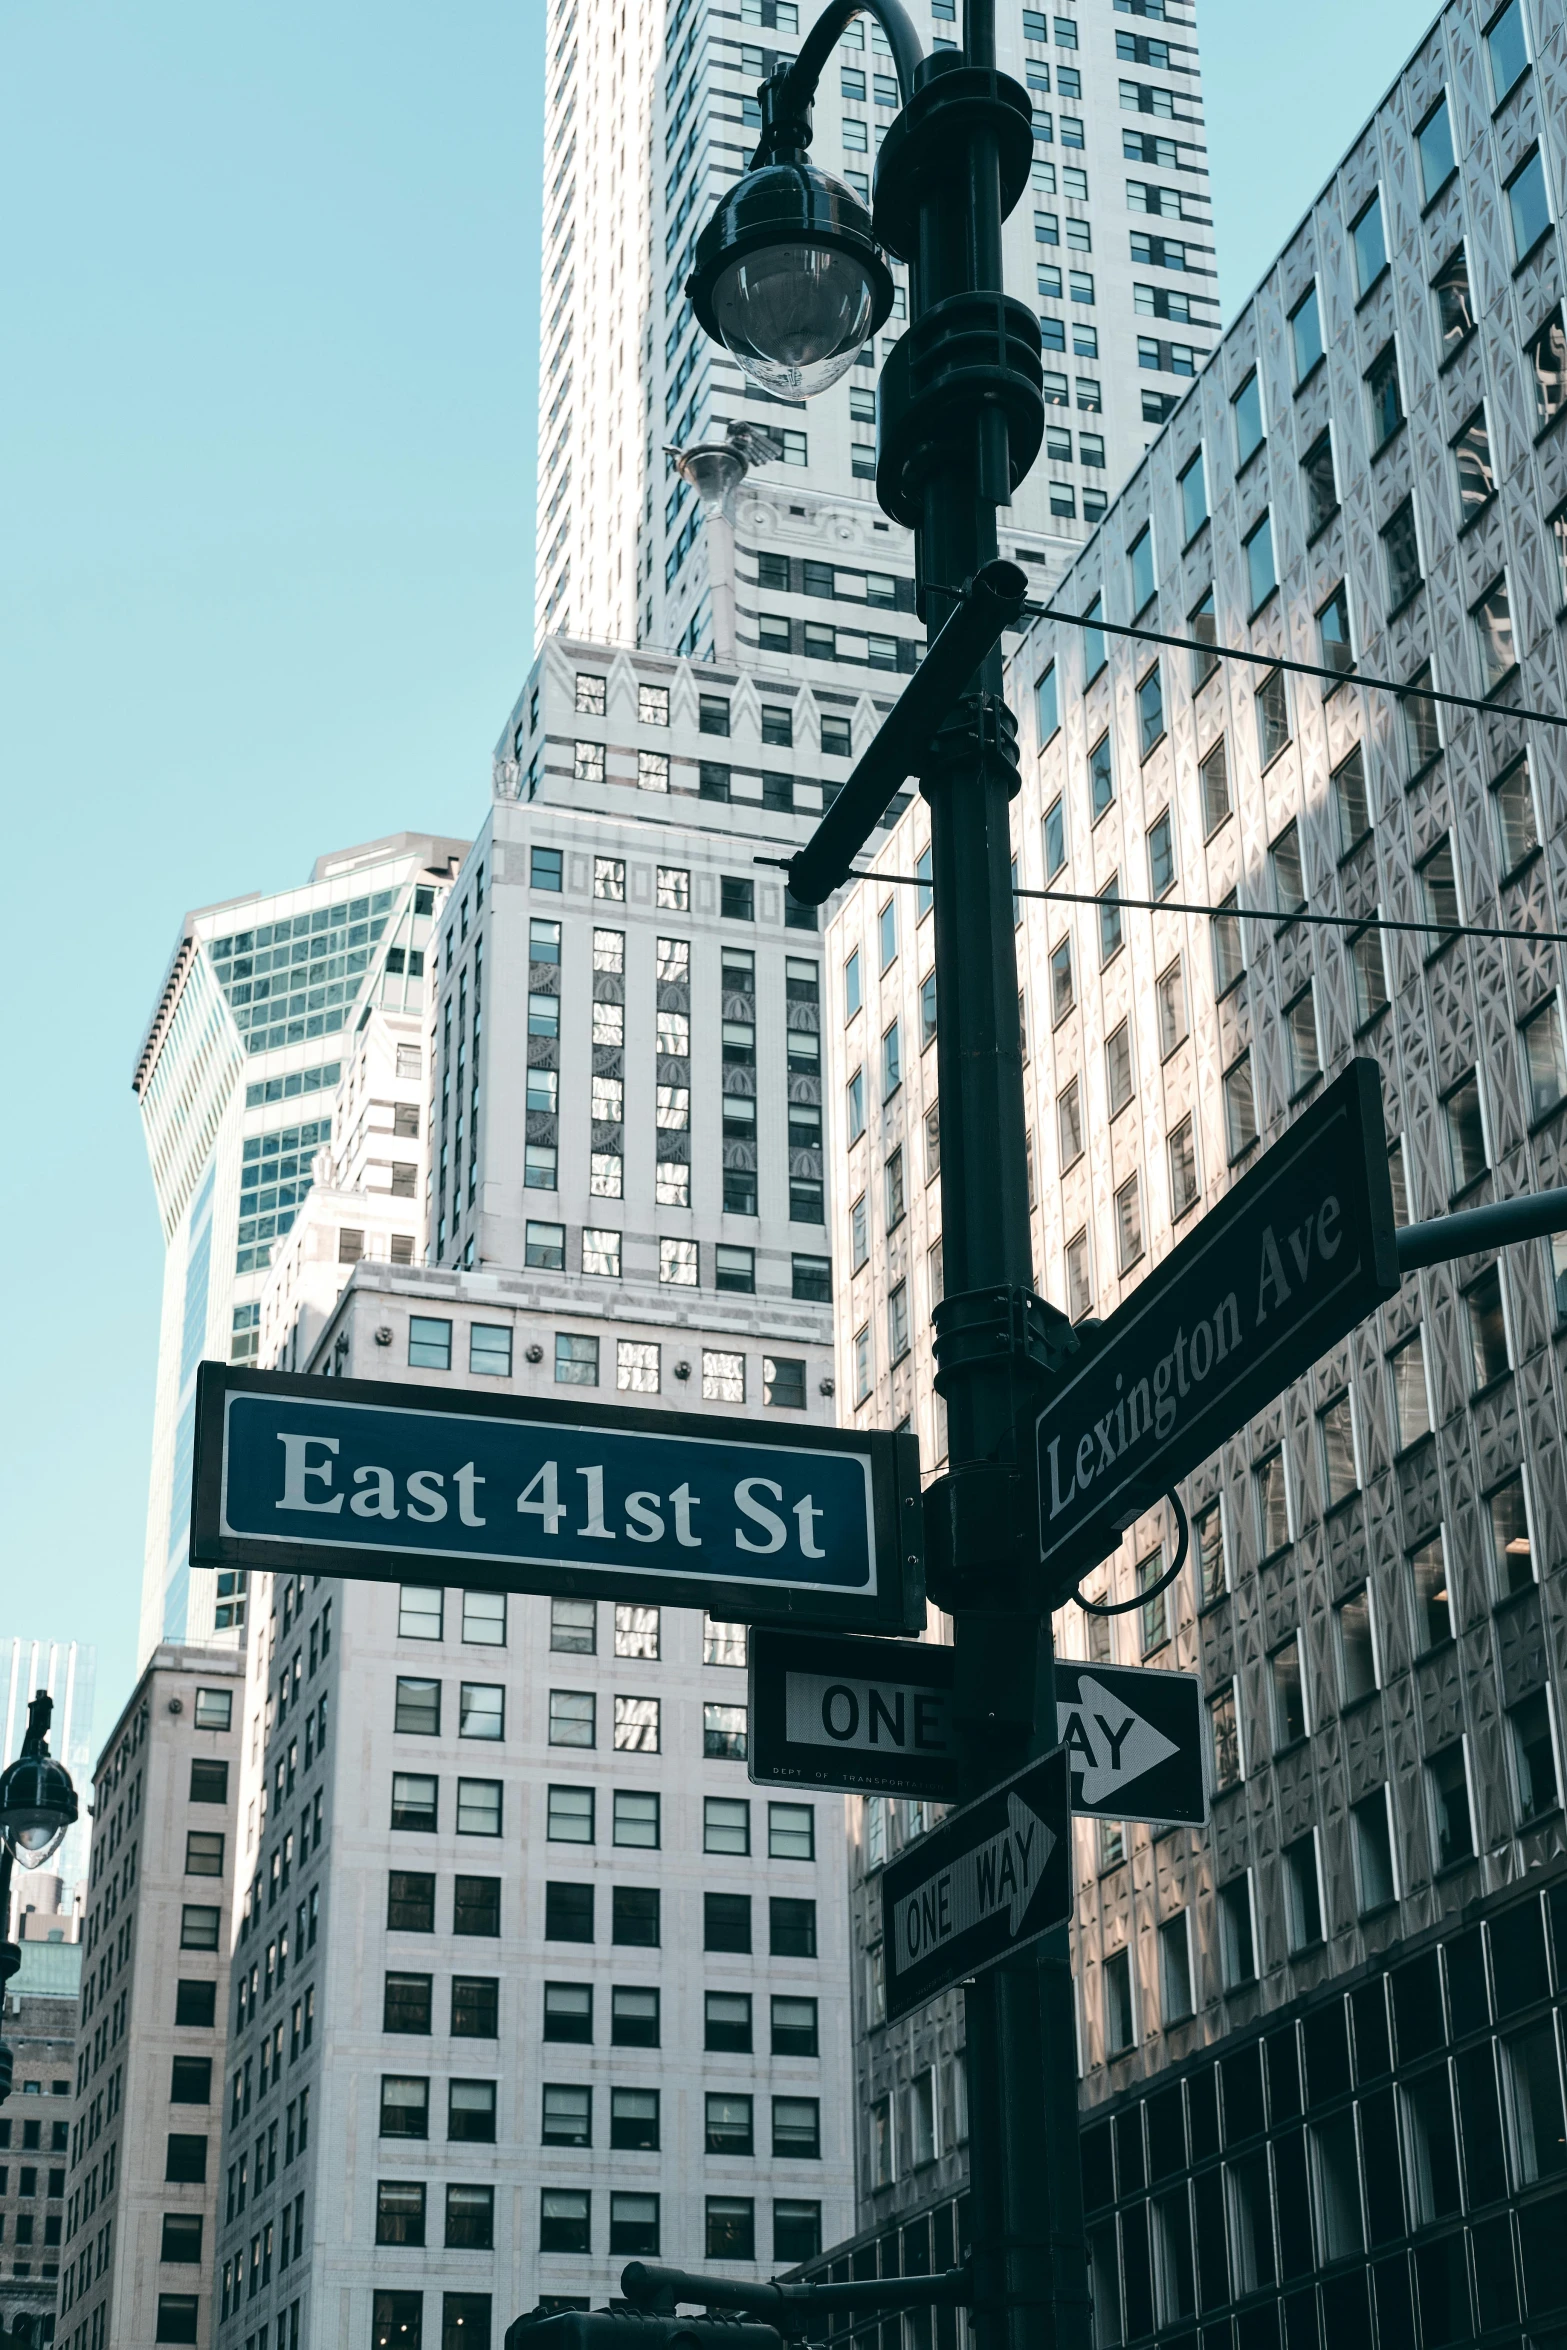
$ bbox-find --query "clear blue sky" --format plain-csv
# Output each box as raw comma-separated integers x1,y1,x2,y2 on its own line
1,0,1436,1754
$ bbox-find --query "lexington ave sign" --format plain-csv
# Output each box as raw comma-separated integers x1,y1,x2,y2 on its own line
750,1630,1206,1822
1036,1059,1400,1582
191,1365,925,1632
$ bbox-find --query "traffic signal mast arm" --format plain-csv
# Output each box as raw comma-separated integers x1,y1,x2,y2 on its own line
620,2262,972,2328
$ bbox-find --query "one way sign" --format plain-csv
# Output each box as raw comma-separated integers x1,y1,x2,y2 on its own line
1057,1660,1206,1827
882,1749,1070,2018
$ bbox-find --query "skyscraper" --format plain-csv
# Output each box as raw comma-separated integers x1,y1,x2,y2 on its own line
821,0,1567,2339
131,833,465,1661
537,0,1222,663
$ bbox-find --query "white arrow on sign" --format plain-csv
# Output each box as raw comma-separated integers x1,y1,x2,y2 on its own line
1057,1675,1179,1806
891,1791,1056,1969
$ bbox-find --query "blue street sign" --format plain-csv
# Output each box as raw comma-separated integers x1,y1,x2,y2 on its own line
1036,1059,1398,1587
192,1366,925,1632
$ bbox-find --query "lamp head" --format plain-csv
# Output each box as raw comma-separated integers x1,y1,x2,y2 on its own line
0,1751,78,1870
686,69,893,398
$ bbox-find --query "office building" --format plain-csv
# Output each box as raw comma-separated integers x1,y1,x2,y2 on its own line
537,0,1222,661
822,0,1567,2340
55,1646,244,2350
1,1935,79,2345
131,833,465,1662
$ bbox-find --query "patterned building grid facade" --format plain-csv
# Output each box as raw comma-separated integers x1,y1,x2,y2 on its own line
824,2,1567,2343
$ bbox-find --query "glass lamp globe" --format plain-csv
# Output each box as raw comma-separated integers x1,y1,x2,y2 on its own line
689,159,893,400
710,237,882,397
0,1752,78,1870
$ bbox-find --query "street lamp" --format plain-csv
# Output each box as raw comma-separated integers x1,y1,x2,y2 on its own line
0,1691,79,2105
686,8,1086,2346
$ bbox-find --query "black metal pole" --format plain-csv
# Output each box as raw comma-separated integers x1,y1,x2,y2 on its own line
898,12,1088,2344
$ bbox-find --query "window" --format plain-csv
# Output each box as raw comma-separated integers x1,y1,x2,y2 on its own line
1489,1473,1533,1597
1411,1538,1452,1650
1219,1877,1256,1986
395,1678,441,1738
554,1332,599,1386
155,2300,200,2345
878,898,897,972
1510,1691,1559,1823
612,1885,660,1946
1291,282,1323,380
703,1349,745,1404
543,1983,592,2043
1318,582,1353,677
1169,1117,1198,1218
1098,878,1122,964
456,1778,501,1836
1160,1915,1193,2023
769,1802,815,1860
1189,585,1218,689
180,1904,220,1950
540,2190,590,2254
1422,838,1460,940
1137,667,1164,758
1367,344,1403,448
707,2200,755,2261
705,1702,748,1760
722,875,755,921
189,1757,228,1804
1445,1072,1488,1191
531,845,563,892
1223,1052,1255,1157
1210,1686,1241,1788
1179,449,1206,540
175,1978,217,2025
549,1690,595,1749
193,1684,233,1730
1088,732,1114,817
593,856,625,902
1508,148,1551,261
660,1237,698,1286
1043,796,1066,876
1300,429,1338,538
1466,1265,1510,1389
1387,1331,1431,1451
1115,1175,1143,1271
1497,754,1540,873
882,1021,901,1096
1129,527,1155,613
770,1896,817,1957
920,968,937,1048
1284,1833,1323,1950
376,2183,426,2249
1382,500,1422,611
1428,1741,1475,1869
1244,513,1276,611
885,1147,906,1229
1352,192,1387,293
1255,1449,1289,1556
545,1882,594,1944
1199,737,1229,833
773,2096,821,2158
1269,1636,1307,1748
613,1701,661,1761
1106,1021,1134,1115
453,1876,499,1937
1196,1506,1226,1607
1066,1231,1092,1322
391,1774,438,1832
1138,1547,1168,1653
582,1227,620,1279
527,1221,566,1272
1148,808,1175,897
1232,372,1263,466
1105,1950,1135,2054
379,2077,429,2140
854,1326,873,1403
451,1977,498,2039
1058,1079,1084,1168
1050,936,1074,1024
408,1316,452,1372
1286,987,1320,1093
706,2092,754,2156
1319,1391,1357,1508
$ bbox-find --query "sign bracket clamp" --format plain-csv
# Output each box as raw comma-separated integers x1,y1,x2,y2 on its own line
1069,1488,1189,1619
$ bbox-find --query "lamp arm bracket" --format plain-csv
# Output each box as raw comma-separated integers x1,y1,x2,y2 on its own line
779,0,924,119
1069,1489,1189,1618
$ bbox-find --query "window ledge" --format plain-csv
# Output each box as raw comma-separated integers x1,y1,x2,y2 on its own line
1405,753,1443,792
1470,1368,1515,1404
1512,225,1554,279
1371,416,1408,460
1434,1854,1480,1883
1353,1003,1392,1040
1355,263,1391,311
1258,1542,1292,1571
1536,402,1567,447
1182,517,1211,555
1293,353,1326,398
1439,328,1478,376
1288,1073,1323,1106
1141,728,1168,763
1235,442,1267,486
1323,1487,1362,1523
1500,840,1544,888
1482,664,1522,701
1386,583,1424,624
1249,586,1280,625
1450,1170,1492,1207
1340,1687,1380,1718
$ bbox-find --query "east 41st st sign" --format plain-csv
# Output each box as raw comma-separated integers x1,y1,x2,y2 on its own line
192,1366,925,1632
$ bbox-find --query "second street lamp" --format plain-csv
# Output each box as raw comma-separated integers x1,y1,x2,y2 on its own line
0,1690,80,2106
687,7,1088,2347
